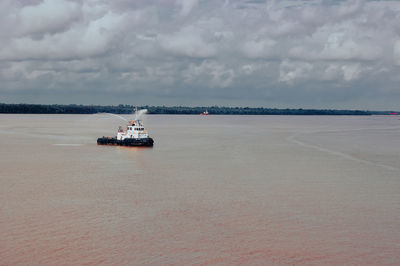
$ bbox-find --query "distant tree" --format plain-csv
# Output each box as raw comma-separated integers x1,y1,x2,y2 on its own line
0,103,397,115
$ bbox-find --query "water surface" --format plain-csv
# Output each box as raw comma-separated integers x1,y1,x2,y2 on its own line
0,114,399,265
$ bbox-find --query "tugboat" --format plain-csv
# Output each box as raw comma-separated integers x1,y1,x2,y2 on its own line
97,111,154,147
200,110,209,115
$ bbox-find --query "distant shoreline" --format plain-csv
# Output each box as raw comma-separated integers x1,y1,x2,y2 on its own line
0,103,398,116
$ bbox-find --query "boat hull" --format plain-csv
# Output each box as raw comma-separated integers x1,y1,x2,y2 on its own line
97,137,154,147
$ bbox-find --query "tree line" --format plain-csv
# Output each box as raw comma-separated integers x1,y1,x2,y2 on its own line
0,103,396,115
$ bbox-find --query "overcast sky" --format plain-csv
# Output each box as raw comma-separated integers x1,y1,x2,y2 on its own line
1,0,400,109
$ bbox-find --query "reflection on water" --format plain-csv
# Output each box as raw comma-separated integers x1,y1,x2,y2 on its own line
0,114,399,265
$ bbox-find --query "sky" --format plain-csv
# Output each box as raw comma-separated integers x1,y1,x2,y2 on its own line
1,0,400,109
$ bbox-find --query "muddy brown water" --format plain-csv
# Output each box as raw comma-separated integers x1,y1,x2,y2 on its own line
1,114,399,265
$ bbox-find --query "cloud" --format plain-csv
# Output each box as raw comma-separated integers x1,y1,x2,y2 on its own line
279,60,313,83
1,0,400,109
158,26,217,58
0,10,124,60
19,0,82,37
176,0,199,16
183,60,235,88
342,64,362,81
243,39,277,59
394,40,400,66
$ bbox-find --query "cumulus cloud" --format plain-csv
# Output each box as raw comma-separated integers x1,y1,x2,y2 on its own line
159,26,217,58
243,39,277,59
184,60,235,88
1,0,400,109
0,4,125,61
19,0,82,37
342,64,362,82
394,40,400,66
279,61,313,83
176,0,199,16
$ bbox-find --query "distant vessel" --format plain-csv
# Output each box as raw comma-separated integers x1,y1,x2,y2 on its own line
200,110,209,115
97,110,154,147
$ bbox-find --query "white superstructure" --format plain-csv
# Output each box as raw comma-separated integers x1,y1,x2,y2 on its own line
117,120,149,140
